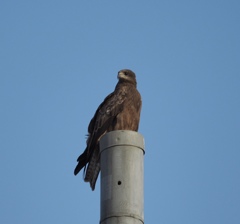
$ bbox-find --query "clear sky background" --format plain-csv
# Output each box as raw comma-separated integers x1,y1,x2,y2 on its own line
1,1,240,223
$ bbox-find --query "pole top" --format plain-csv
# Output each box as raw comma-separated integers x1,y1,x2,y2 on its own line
100,130,145,154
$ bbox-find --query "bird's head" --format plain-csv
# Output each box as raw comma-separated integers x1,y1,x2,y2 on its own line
117,69,137,86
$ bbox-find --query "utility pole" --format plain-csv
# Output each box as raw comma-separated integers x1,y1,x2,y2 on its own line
99,130,145,224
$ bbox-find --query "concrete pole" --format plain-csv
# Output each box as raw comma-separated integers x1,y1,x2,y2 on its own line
99,130,145,224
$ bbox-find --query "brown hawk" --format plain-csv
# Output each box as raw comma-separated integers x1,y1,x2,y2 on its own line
74,69,142,190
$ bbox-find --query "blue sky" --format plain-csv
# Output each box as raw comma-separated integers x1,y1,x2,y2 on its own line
1,1,240,223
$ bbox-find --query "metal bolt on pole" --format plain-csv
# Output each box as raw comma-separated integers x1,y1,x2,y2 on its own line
99,130,145,224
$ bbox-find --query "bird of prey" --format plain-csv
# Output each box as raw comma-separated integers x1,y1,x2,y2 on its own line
74,69,142,190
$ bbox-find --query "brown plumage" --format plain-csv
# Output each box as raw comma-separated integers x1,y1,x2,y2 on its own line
74,69,142,190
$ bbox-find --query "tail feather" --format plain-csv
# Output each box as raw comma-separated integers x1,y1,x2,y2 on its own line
90,164,100,191
84,148,100,191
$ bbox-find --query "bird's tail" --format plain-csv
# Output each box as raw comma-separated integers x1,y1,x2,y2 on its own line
74,150,88,176
84,148,100,191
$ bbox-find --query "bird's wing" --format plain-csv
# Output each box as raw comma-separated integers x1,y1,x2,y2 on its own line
87,89,127,153
73,88,127,190
83,89,127,190
74,89,126,175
